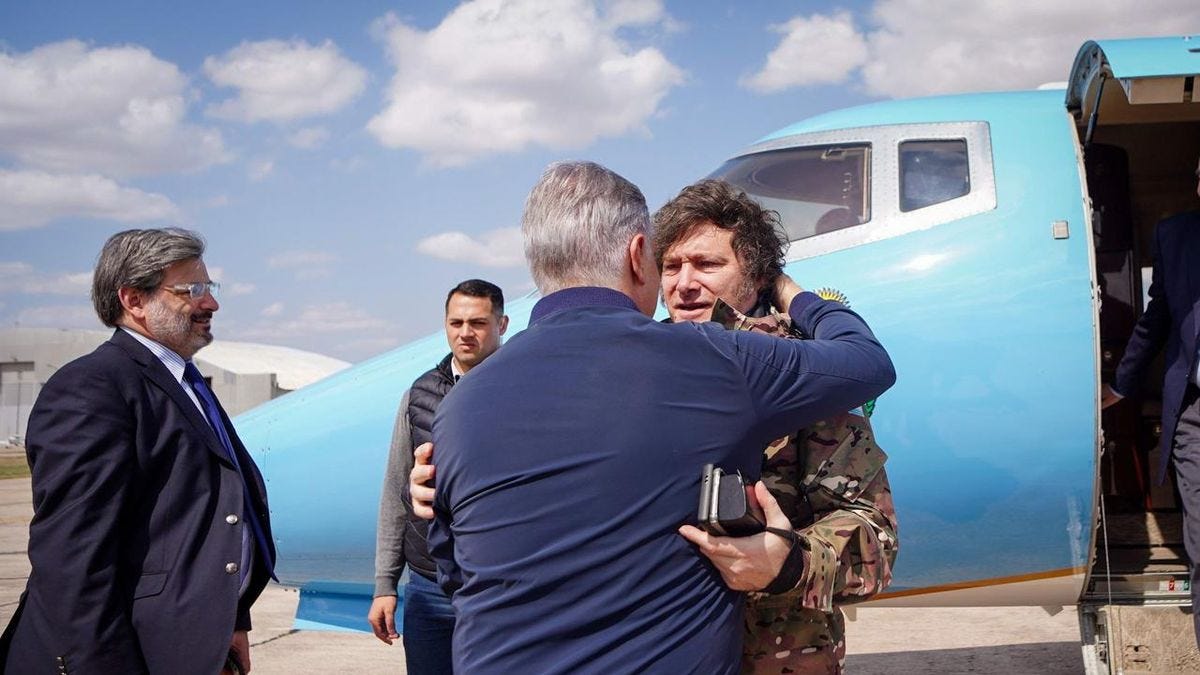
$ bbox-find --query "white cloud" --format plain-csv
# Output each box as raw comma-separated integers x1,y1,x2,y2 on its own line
205,268,252,296
261,301,284,317
287,126,330,149
0,262,33,279
247,158,275,181
246,301,387,335
416,226,525,268
267,250,338,280
601,0,683,32
24,271,91,295
13,303,101,329
330,156,366,173
0,262,86,298
0,40,228,176
267,250,338,268
335,336,402,358
0,169,181,230
290,302,389,332
367,0,685,166
742,12,867,92
205,194,231,208
205,39,367,123
744,1,1200,98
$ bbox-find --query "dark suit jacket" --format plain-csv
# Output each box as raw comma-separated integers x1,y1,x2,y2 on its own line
1115,211,1200,484
2,329,274,674
428,287,895,675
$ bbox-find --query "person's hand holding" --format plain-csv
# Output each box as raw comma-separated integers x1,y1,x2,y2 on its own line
772,274,804,314
223,630,251,674
366,596,399,645
1101,384,1124,410
410,442,436,520
678,482,796,591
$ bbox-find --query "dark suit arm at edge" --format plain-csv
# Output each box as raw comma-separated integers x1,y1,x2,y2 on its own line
1114,224,1170,397
373,390,414,597
235,606,253,633
23,367,148,670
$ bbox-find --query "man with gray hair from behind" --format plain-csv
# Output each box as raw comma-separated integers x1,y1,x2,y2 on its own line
2,228,275,675
423,161,896,674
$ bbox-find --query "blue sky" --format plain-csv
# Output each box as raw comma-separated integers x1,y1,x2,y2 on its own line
2,1,1195,361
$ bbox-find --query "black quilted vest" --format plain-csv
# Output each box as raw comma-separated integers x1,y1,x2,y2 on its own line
401,353,455,580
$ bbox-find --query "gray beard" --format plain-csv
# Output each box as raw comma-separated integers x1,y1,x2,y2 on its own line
146,298,210,356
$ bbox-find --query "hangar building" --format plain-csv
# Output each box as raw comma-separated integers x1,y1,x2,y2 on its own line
0,328,350,446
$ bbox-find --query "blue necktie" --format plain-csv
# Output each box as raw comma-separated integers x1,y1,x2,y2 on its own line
183,362,276,581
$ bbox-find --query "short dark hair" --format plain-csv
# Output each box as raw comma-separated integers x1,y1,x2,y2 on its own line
445,279,505,316
92,228,206,327
652,180,786,289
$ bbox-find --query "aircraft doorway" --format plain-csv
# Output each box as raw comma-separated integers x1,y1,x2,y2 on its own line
1083,125,1199,675
1087,123,1198,602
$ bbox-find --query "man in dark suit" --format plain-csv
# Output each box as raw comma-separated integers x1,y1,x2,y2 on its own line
1103,155,1200,646
2,228,275,674
425,161,895,673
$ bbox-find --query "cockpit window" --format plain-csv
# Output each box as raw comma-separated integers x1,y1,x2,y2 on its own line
707,144,870,242
899,139,970,212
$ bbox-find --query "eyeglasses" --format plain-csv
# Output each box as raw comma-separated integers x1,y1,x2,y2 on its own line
161,281,220,299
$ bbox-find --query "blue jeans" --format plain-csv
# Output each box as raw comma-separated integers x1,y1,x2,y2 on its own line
403,572,456,675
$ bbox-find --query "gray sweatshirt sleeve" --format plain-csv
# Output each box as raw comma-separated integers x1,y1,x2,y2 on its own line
374,389,414,597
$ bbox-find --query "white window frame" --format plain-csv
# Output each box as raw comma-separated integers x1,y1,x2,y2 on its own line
725,122,997,261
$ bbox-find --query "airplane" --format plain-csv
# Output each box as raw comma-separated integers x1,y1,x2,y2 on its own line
234,35,1200,673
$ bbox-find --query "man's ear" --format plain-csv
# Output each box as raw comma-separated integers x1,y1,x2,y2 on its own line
628,233,651,286
498,314,510,336
626,233,660,316
117,286,148,320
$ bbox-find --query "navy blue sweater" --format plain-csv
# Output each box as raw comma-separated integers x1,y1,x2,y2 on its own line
430,287,894,674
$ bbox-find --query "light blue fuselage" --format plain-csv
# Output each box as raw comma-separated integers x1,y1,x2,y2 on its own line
235,88,1098,627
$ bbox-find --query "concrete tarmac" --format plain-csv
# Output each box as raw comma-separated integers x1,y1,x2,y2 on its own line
0,476,1085,673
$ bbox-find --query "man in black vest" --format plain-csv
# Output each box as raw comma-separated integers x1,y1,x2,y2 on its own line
368,278,507,673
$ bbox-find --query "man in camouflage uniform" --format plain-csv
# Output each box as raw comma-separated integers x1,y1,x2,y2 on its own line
658,180,898,674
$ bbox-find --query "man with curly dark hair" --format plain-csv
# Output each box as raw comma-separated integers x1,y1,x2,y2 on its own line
653,179,785,321
656,180,899,675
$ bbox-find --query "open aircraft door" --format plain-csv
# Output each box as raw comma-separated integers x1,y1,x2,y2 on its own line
1068,35,1200,675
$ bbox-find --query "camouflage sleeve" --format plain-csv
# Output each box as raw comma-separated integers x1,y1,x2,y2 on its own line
762,415,898,614
712,297,900,612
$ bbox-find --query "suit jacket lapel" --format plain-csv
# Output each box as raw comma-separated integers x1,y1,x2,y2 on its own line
109,330,234,465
